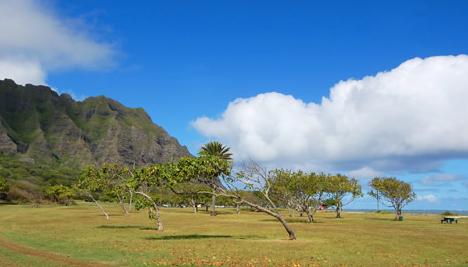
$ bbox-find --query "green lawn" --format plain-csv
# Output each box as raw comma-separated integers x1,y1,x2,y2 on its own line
0,203,467,266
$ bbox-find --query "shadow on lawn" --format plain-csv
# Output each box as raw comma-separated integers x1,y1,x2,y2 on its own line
145,234,265,241
260,218,323,224
98,225,155,230
365,217,395,221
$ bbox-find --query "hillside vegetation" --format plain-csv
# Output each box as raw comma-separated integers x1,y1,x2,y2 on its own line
0,79,190,191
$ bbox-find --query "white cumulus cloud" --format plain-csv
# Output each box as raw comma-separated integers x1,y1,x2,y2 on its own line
193,55,468,174
417,194,438,203
0,59,46,85
0,0,115,85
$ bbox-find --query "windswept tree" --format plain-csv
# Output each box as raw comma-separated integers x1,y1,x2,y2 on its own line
325,174,362,218
175,157,298,240
129,163,180,231
369,177,416,220
170,182,212,213
76,164,135,217
98,164,135,215
199,141,233,216
75,166,111,220
271,170,328,223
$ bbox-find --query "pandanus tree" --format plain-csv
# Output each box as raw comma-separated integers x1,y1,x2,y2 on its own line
199,141,233,216
369,177,415,220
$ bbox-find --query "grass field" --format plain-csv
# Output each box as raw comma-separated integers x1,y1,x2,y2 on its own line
0,203,467,266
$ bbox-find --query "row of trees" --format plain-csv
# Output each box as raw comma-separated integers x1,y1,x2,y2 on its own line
72,142,416,240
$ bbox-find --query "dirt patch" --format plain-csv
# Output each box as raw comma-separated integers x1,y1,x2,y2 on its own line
0,237,109,267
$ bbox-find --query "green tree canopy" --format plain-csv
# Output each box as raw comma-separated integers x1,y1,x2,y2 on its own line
325,174,363,218
369,177,416,220
271,170,328,223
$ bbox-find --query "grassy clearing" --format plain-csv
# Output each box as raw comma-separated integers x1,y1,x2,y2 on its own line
0,203,467,266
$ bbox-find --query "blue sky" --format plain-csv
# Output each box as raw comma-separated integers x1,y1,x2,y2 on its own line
1,0,467,210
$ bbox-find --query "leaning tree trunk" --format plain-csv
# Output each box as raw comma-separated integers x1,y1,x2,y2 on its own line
149,207,164,231
241,199,296,240
236,203,240,215
210,189,217,216
276,214,297,240
190,198,197,214
136,191,164,231
306,208,314,223
117,193,129,215
89,194,110,220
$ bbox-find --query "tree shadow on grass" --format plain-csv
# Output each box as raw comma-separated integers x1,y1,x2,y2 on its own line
98,225,155,230
365,217,395,221
260,218,316,224
145,234,265,241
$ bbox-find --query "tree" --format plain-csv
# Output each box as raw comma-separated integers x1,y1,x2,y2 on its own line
199,141,233,160
271,170,328,223
129,163,180,231
75,166,111,220
325,174,362,218
368,177,383,211
176,157,297,240
0,177,9,200
98,164,134,215
170,182,212,213
44,185,74,205
199,141,233,216
369,177,416,220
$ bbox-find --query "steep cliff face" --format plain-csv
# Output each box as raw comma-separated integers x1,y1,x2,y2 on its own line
0,79,191,167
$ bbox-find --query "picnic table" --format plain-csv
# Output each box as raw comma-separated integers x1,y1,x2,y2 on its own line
441,216,468,224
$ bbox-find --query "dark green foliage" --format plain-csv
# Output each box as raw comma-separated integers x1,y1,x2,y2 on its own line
199,141,233,161
0,176,8,200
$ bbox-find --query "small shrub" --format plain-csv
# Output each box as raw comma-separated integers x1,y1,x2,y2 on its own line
44,185,75,205
7,180,43,204
441,211,458,216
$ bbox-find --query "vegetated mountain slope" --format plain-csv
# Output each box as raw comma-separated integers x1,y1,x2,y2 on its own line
0,79,191,169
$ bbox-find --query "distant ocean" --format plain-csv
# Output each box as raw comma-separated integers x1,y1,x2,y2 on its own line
346,209,468,215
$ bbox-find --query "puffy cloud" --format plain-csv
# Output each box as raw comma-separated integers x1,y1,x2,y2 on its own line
420,173,466,185
0,0,115,85
417,194,438,203
0,59,45,85
194,55,468,174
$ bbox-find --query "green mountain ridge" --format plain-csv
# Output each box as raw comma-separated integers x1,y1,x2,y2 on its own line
0,79,191,170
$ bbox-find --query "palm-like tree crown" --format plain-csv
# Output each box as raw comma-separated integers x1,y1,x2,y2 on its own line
199,141,233,161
